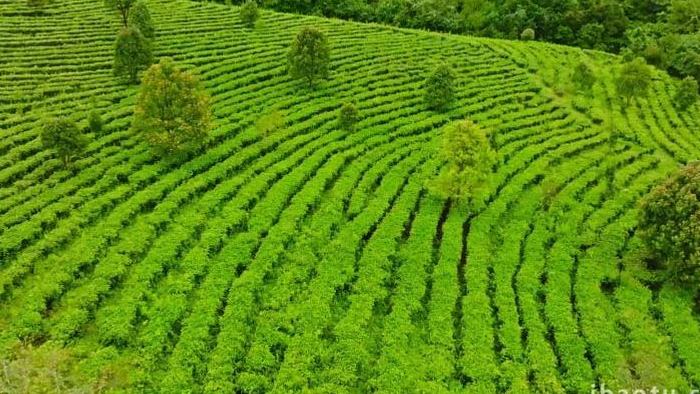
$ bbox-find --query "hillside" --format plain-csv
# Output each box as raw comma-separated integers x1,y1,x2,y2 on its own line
1,0,700,392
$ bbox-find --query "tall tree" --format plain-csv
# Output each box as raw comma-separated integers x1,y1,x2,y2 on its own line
104,0,135,27
132,58,212,154
287,26,331,88
113,26,152,84
432,120,497,201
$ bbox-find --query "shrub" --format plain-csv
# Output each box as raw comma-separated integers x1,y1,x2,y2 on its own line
104,0,135,27
255,109,285,137
240,1,259,28
638,161,700,287
424,62,455,111
132,58,212,155
615,57,652,105
41,117,88,168
88,109,103,134
128,0,154,39
113,27,153,84
520,28,535,41
288,26,330,88
338,102,359,131
431,120,497,201
674,76,699,110
572,61,596,92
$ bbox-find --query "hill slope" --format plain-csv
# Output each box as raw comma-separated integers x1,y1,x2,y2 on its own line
1,0,699,392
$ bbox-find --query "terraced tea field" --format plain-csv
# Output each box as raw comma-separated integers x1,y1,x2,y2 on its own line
1,0,699,392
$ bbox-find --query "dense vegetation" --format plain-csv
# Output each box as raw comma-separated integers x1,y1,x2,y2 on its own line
223,0,700,84
2,0,700,392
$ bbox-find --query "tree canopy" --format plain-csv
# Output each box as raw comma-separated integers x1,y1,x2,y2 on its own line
639,161,700,287
287,26,330,87
104,0,135,27
41,117,88,167
113,26,153,84
132,58,212,154
615,57,652,104
432,120,497,201
424,63,455,111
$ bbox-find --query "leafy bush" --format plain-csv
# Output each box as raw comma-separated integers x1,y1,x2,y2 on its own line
132,58,212,154
639,161,700,287
615,57,652,104
520,28,535,41
88,109,104,133
572,61,596,92
674,76,699,110
338,102,359,131
287,26,330,88
240,1,259,28
41,117,88,168
113,26,153,84
128,0,155,39
424,62,455,111
431,120,497,201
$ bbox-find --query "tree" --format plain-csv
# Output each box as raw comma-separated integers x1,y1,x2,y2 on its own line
615,57,652,104
287,26,330,87
572,61,596,92
41,117,88,168
674,76,699,110
669,0,700,34
338,102,359,131
240,0,260,28
104,0,135,27
128,0,154,39
638,161,700,287
88,109,103,133
520,28,535,41
431,120,497,201
133,58,212,154
424,62,455,111
113,27,152,84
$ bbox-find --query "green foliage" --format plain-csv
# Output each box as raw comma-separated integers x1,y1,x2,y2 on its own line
520,28,535,41
104,0,135,26
26,0,48,7
674,76,699,110
128,0,155,39
424,62,455,111
240,0,260,28
615,57,652,104
572,61,596,92
431,120,497,201
668,34,700,82
41,117,88,168
639,162,700,288
338,102,359,131
287,26,330,87
669,0,700,34
88,109,104,133
255,109,285,137
113,26,153,84
132,58,212,154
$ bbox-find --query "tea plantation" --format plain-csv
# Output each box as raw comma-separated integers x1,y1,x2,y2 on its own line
1,0,699,392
